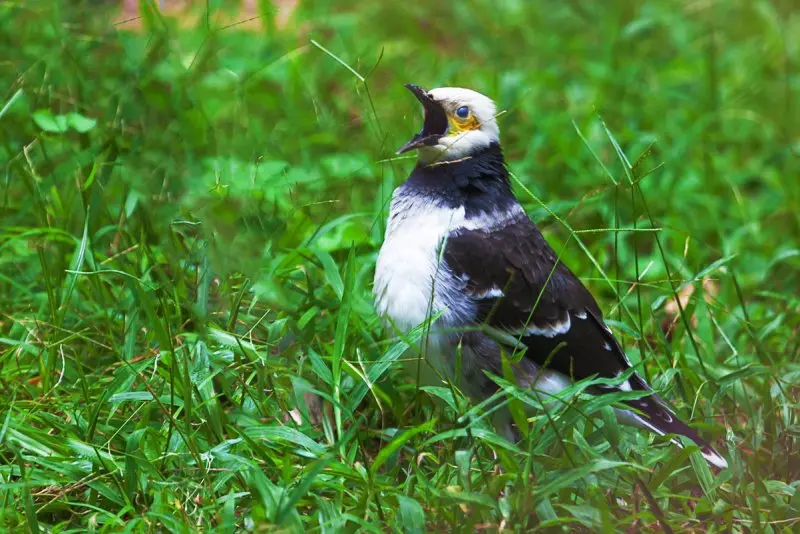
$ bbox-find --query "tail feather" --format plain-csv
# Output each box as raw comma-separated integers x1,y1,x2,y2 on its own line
622,397,728,469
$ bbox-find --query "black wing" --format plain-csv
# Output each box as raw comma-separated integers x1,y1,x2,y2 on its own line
444,216,636,385
443,215,728,468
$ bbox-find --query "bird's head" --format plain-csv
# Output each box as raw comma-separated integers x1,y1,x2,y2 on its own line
396,84,500,163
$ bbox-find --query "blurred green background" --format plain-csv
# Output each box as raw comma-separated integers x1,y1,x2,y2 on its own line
1,0,798,531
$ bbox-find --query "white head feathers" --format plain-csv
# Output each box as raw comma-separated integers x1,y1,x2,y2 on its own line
409,86,501,163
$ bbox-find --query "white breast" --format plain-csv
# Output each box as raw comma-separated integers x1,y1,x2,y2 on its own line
373,191,473,384
373,192,467,333
373,189,526,385
374,190,526,330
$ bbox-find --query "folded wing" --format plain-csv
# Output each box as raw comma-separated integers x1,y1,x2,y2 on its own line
442,216,727,468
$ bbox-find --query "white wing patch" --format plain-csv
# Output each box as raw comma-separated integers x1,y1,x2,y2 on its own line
459,203,524,232
525,314,571,338
474,287,504,299
532,369,573,395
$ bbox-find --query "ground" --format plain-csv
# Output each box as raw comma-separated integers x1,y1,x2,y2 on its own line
1,0,799,531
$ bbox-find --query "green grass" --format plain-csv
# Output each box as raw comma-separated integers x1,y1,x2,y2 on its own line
1,0,799,531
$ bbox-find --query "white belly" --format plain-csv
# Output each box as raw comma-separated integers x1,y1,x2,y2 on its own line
373,195,466,331
373,189,525,387
373,193,471,382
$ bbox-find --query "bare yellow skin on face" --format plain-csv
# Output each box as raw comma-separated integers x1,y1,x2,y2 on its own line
415,88,500,162
447,112,481,134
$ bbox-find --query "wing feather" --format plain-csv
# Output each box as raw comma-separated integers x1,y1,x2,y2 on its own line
442,215,727,468
444,216,637,385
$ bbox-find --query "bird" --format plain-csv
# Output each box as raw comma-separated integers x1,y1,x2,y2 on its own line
373,83,728,469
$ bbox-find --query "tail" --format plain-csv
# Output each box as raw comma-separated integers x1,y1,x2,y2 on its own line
622,396,728,469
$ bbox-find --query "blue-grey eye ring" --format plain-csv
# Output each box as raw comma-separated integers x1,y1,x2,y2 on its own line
455,106,470,119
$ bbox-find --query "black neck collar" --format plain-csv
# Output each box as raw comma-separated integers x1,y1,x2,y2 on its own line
403,143,516,216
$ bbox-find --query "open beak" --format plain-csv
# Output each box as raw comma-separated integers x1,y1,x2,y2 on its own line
396,84,449,155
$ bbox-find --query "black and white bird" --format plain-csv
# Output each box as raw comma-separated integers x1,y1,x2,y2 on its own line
373,84,728,469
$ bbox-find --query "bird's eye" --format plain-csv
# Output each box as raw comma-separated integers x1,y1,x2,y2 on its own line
455,106,470,119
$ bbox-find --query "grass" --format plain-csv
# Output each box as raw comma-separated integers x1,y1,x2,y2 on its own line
1,0,799,531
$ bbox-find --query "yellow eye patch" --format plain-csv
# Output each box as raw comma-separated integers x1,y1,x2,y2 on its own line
448,114,480,134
